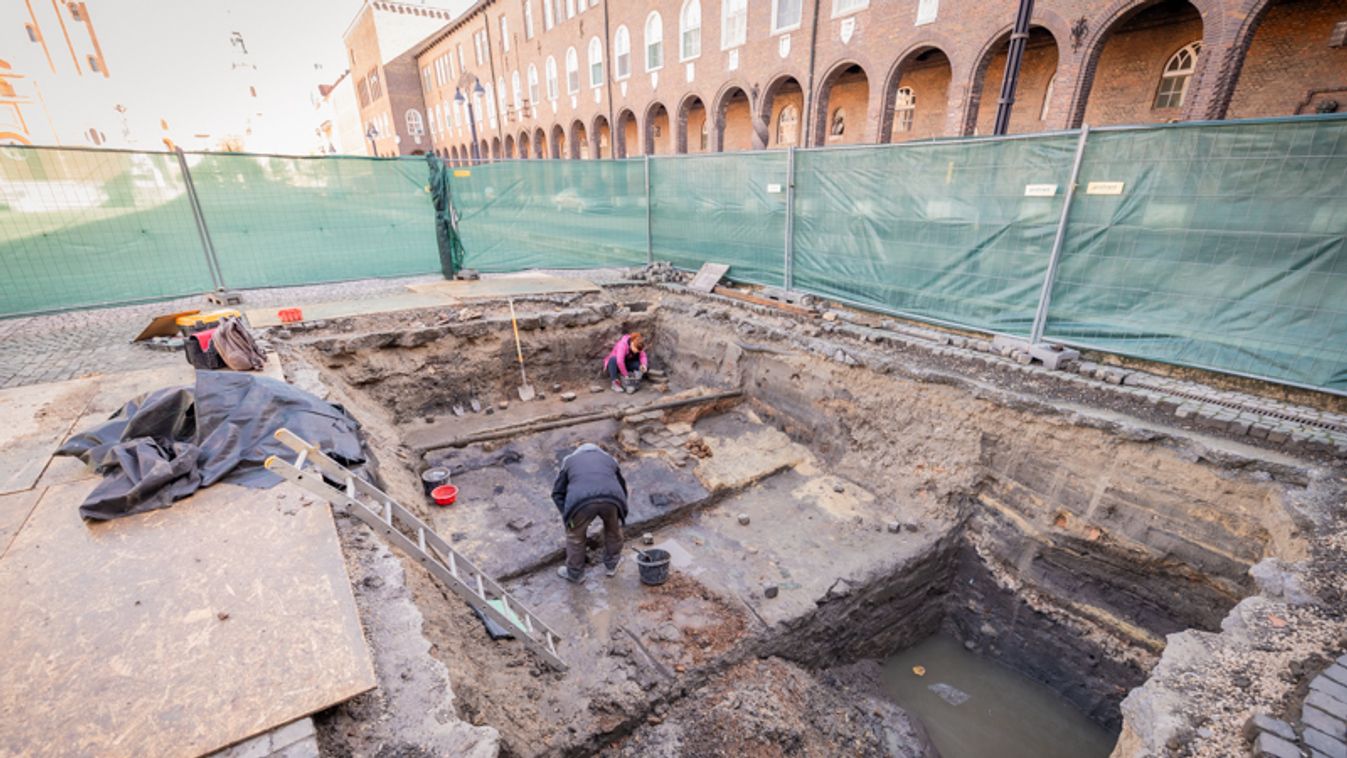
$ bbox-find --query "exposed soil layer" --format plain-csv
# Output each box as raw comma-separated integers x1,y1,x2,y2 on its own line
270,283,1346,758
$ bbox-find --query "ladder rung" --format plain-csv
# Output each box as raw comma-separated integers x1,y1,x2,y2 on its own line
293,448,309,471
476,574,485,599
383,502,393,524
417,527,427,553
344,476,355,499
524,614,534,634
547,633,557,655
447,552,458,578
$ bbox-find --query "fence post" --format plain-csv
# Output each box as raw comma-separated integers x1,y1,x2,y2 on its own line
784,146,796,291
174,148,226,292
1029,124,1089,345
644,154,653,265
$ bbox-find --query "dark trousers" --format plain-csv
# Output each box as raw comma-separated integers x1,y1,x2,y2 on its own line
564,500,624,577
605,354,640,381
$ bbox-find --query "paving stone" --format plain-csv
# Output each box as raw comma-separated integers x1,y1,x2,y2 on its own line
1312,676,1347,705
1324,664,1347,687
1303,706,1347,740
1253,731,1303,758
1308,690,1347,721
1303,727,1347,758
1246,713,1298,743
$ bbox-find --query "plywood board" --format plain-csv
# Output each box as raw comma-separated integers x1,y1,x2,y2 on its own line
688,263,729,293
0,379,99,495
0,489,41,559
0,481,375,757
245,292,453,328
406,274,600,299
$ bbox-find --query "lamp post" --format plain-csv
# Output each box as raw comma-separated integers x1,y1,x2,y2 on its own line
455,78,486,163
366,123,379,156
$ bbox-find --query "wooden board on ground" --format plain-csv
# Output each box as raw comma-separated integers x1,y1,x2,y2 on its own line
406,273,600,299
0,489,41,559
245,291,453,328
688,263,730,293
0,480,375,757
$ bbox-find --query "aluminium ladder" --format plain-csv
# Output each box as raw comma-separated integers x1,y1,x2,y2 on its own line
264,428,568,671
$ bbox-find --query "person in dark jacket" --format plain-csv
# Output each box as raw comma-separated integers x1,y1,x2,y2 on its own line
551,442,629,583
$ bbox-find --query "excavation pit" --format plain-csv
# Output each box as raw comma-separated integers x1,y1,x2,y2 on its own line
275,284,1324,757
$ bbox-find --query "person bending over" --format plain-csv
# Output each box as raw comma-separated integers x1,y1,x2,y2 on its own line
604,332,648,393
551,443,628,583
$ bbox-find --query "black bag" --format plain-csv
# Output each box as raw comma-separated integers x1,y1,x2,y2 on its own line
184,331,227,370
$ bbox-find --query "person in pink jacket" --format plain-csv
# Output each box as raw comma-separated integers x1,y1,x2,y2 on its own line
604,332,648,393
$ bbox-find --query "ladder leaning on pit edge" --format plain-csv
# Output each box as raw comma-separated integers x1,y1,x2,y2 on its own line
264,427,568,671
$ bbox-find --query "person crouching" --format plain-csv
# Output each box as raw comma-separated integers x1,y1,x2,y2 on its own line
552,443,628,583
604,332,647,393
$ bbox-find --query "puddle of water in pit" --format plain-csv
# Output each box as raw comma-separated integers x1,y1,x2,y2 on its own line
880,636,1116,758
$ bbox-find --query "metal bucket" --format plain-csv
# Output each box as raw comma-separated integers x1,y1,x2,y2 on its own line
636,549,671,586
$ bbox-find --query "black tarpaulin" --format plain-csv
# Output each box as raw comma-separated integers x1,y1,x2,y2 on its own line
57,371,365,521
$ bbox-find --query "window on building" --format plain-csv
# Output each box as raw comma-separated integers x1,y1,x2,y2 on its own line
553,0,566,24
406,109,424,138
773,0,802,33
428,107,437,138
369,71,382,100
498,76,509,119
1040,76,1054,121
457,44,465,70
545,56,559,100
700,119,709,150
566,0,575,18
566,47,580,94
721,0,746,49
894,87,915,132
1154,41,1200,109
86,55,102,73
830,107,846,136
484,84,497,127
528,64,541,111
513,71,523,112
422,66,431,92
588,36,604,87
357,78,371,107
680,1,702,60
832,0,868,16
475,30,487,64
614,25,631,79
523,0,535,38
777,104,799,144
25,24,39,42
543,0,554,29
500,16,510,52
645,12,664,71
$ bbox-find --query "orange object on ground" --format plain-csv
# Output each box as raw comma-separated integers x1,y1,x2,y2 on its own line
278,308,303,324
431,484,459,506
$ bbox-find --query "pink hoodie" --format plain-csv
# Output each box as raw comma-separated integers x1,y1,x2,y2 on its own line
604,334,648,377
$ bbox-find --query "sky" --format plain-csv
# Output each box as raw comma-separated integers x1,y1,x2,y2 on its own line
6,0,384,154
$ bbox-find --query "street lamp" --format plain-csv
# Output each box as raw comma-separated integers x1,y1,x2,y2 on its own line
455,78,486,163
366,123,379,156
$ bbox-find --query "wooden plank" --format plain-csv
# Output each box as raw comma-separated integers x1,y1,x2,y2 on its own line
0,481,375,757
0,489,42,559
688,263,730,293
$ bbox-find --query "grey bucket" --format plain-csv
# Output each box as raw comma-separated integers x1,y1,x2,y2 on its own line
636,549,671,586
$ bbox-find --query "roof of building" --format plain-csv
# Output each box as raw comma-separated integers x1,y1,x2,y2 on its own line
411,0,493,58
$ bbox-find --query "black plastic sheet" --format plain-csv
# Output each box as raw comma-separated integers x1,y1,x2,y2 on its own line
58,371,364,521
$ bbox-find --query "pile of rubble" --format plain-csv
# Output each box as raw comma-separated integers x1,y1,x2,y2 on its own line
632,261,687,284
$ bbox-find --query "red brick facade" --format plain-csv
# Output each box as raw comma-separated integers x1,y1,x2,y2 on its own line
404,0,1347,163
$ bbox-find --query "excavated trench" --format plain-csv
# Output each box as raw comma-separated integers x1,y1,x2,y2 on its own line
286,287,1306,757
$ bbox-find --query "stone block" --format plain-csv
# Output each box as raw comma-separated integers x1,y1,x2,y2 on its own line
1324,664,1347,688
1253,732,1303,758
269,718,318,750
1308,689,1347,721
1312,676,1347,706
1244,713,1298,743
1303,727,1347,758
1303,705,1346,740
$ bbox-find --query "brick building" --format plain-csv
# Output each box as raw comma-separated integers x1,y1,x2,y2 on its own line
401,0,1346,163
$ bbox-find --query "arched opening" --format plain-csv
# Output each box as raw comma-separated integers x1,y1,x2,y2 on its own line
715,86,754,151
881,47,953,143
550,124,567,159
571,120,589,158
968,27,1059,135
491,137,502,160
1080,1,1204,126
677,95,708,153
450,146,460,165
504,134,516,158
645,102,672,155
813,63,870,146
518,131,531,159
533,127,546,158
593,115,612,158
761,76,805,148
1228,0,1347,118
616,109,639,157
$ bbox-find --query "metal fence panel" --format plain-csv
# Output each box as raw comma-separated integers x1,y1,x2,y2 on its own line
791,135,1078,336
1044,117,1347,391
649,151,790,287
188,153,440,290
449,159,647,272
0,146,213,315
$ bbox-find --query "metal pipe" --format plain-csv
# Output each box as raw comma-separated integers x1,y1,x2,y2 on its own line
783,146,796,290
802,0,823,146
993,0,1035,136
1029,124,1089,344
174,148,225,291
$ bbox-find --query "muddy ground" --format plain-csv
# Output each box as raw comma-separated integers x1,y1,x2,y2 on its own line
270,282,1346,758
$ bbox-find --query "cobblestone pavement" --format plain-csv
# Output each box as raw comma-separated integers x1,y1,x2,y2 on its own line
0,276,439,389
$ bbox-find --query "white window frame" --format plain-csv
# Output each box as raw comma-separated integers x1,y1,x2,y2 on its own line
565,46,580,95
614,25,631,80
831,0,868,17
777,104,799,145
512,71,523,112
1154,41,1200,109
498,76,509,120
543,0,554,30
474,30,485,64
644,12,664,72
545,55,559,101
588,36,604,87
528,64,541,112
771,0,802,34
680,0,702,61
457,44,465,70
485,83,498,127
523,0,535,39
566,0,575,17
894,86,915,132
500,16,510,52
721,0,746,49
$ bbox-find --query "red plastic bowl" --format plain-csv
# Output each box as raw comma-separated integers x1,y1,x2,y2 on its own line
431,484,459,506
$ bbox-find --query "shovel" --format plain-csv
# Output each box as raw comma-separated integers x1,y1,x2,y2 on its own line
507,298,536,401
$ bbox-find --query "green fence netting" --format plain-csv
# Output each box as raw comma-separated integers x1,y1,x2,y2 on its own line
449,159,647,272
0,147,214,315
1044,118,1347,391
650,151,790,287
188,154,439,290
792,136,1078,336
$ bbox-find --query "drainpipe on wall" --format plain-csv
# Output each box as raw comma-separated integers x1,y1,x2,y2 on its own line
801,0,822,147
993,0,1035,135
602,0,616,157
